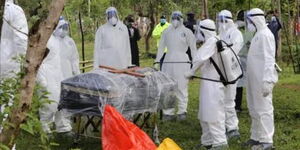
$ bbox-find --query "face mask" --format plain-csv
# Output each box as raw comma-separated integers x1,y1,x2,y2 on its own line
108,17,118,26
196,30,205,42
271,16,276,22
160,19,166,24
60,30,68,38
54,29,68,38
218,22,227,33
172,20,180,28
247,22,256,32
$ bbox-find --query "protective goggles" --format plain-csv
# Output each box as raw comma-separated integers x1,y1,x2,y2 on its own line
107,11,117,19
217,15,232,23
246,13,264,21
199,25,215,32
171,13,182,21
59,23,69,30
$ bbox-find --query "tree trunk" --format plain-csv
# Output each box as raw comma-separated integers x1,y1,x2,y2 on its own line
79,11,85,72
276,0,282,61
0,0,5,36
202,0,209,19
0,0,66,148
145,0,155,54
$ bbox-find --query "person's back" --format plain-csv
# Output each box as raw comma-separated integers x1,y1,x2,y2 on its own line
94,7,131,69
0,0,28,78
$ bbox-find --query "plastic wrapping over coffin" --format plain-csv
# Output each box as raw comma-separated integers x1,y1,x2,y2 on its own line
58,67,178,117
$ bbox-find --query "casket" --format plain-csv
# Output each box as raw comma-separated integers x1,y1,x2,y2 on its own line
58,67,178,117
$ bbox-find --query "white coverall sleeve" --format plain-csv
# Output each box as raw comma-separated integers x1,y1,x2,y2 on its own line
261,35,278,83
186,30,197,59
155,30,167,63
70,39,80,75
93,28,101,69
124,26,132,67
190,38,217,74
230,30,244,54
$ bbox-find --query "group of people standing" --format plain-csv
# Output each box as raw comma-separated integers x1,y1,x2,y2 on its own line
0,1,279,149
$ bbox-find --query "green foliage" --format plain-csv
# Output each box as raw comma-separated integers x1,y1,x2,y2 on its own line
0,57,53,150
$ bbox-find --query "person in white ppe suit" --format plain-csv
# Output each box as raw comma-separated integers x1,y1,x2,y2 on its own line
155,11,197,121
57,17,80,79
217,10,244,139
37,17,75,134
0,0,28,78
242,8,278,150
93,7,131,69
185,19,227,149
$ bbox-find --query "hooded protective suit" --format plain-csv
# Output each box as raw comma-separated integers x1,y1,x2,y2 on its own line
55,18,80,79
37,18,75,133
218,10,244,133
155,11,197,116
246,8,278,144
186,19,227,147
93,7,131,69
0,0,28,78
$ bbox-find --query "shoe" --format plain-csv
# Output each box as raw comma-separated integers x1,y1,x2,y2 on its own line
242,139,260,147
251,143,274,150
162,114,176,121
177,113,187,121
226,130,240,140
209,144,228,150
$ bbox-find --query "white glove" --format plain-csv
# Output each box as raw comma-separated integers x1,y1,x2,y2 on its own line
262,82,274,97
153,63,160,71
184,71,194,80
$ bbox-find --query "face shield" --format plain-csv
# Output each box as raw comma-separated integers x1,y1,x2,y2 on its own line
246,13,264,32
106,8,118,26
196,20,216,42
54,18,69,38
171,11,183,28
217,15,232,33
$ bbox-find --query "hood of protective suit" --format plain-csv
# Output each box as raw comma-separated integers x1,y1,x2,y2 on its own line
106,7,119,26
171,11,184,29
247,8,267,31
218,10,235,33
53,17,69,38
5,0,13,3
199,19,216,41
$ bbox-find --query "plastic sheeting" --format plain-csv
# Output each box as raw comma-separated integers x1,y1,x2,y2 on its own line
58,67,178,117
157,138,182,150
102,105,157,150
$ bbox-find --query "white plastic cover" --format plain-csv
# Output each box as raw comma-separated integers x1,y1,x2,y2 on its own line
58,67,179,118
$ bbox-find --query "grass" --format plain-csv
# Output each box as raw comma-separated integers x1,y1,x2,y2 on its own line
16,38,300,150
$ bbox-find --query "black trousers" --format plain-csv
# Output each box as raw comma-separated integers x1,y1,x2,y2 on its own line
235,87,243,110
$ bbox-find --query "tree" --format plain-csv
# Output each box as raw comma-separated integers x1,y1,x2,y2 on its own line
0,0,66,148
0,0,5,36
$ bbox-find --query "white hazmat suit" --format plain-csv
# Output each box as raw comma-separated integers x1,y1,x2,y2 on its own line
218,10,244,135
155,11,197,117
185,19,227,148
37,18,76,133
55,18,80,79
246,8,278,145
93,7,131,69
0,0,28,78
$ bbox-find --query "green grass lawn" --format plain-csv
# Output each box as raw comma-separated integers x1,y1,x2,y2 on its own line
16,38,300,150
